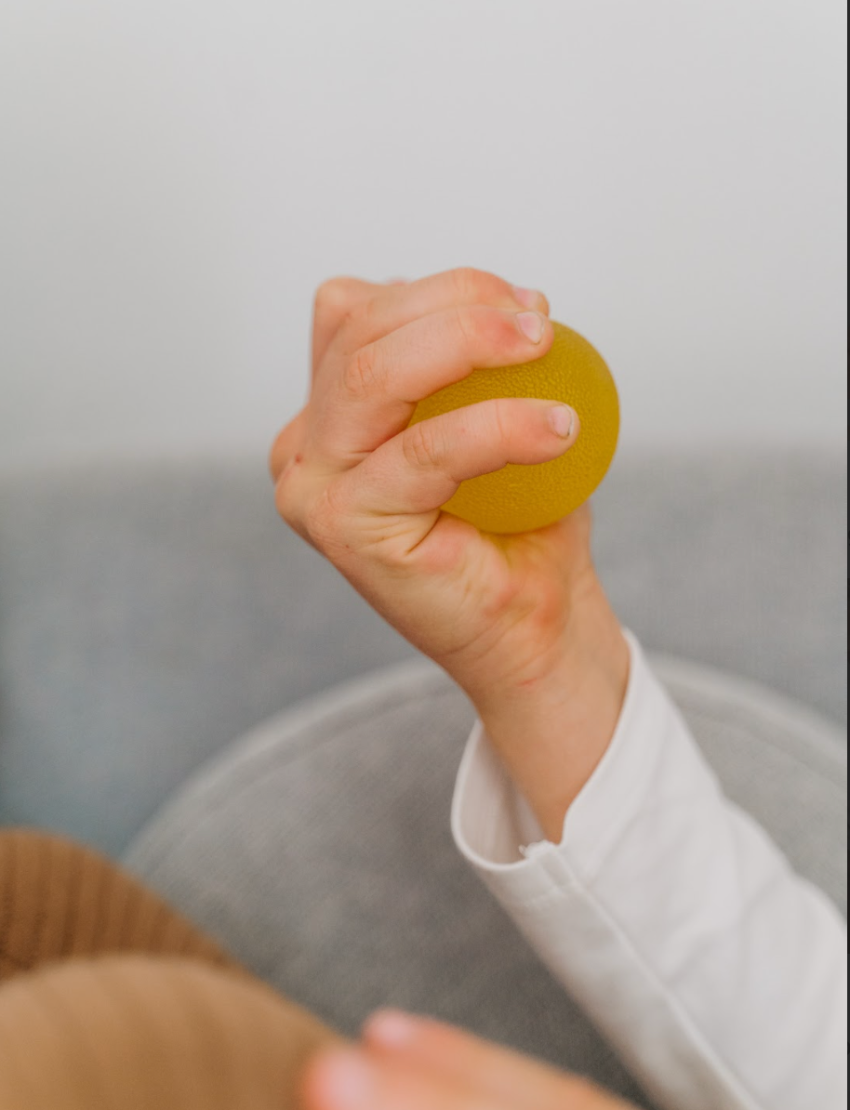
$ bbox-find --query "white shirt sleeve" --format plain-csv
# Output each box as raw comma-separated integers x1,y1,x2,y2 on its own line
451,629,847,1110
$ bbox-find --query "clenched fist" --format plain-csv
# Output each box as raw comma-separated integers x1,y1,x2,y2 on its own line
270,268,629,842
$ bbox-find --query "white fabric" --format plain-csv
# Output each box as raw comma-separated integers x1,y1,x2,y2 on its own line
451,629,847,1110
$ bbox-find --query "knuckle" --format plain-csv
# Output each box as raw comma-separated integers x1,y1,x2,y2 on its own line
302,498,329,548
314,277,356,316
450,266,507,304
342,344,382,399
274,459,351,558
273,465,302,526
489,396,514,444
452,304,477,348
339,293,378,336
451,266,489,301
403,421,444,472
303,487,335,549
302,483,349,555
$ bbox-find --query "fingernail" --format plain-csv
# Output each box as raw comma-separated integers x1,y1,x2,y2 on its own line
313,1050,376,1109
365,1009,419,1049
517,311,545,344
549,405,575,438
512,285,545,310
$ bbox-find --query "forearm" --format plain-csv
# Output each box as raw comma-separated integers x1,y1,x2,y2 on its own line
470,578,630,843
454,631,847,1110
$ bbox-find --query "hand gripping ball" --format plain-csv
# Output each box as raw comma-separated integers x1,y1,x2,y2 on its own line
407,321,620,534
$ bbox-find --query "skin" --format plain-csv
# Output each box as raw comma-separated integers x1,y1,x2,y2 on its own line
270,266,630,840
270,266,633,1109
300,1011,635,1109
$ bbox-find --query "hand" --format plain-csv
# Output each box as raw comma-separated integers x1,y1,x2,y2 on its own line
270,266,583,692
270,268,629,839
300,1009,635,1109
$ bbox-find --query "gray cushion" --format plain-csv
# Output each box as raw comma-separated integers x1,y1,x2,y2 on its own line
1,448,844,855
124,653,847,1109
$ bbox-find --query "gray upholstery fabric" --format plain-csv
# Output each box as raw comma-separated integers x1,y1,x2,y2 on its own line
0,448,845,855
124,654,847,1108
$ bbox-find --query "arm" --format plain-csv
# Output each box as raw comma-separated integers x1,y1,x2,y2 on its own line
272,268,844,1110
453,620,848,1110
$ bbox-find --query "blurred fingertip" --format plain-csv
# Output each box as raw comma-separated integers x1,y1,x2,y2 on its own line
301,1047,377,1110
363,1009,420,1049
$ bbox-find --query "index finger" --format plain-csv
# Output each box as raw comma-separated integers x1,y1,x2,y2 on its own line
321,267,549,369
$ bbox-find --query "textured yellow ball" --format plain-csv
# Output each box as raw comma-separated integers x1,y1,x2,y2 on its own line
407,320,619,534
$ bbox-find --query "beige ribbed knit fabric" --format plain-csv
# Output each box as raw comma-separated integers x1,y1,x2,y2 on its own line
0,830,341,1109
0,829,239,979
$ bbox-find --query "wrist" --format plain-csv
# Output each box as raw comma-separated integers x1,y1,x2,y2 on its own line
470,582,630,843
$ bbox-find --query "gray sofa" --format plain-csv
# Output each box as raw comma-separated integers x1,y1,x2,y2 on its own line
0,447,846,1107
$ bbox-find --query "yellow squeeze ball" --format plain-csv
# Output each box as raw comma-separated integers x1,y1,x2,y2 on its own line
407,321,619,535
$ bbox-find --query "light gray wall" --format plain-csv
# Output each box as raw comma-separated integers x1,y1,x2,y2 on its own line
1,0,846,472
